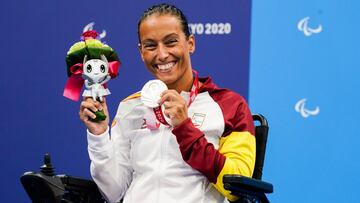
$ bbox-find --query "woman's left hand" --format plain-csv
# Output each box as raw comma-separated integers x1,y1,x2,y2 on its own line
159,90,188,127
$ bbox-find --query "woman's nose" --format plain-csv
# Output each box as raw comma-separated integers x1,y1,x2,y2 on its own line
157,44,169,61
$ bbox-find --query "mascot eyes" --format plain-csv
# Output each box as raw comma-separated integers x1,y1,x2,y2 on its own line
86,65,92,73
100,65,106,73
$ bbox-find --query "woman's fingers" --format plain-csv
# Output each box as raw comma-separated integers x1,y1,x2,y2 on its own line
79,97,110,135
80,98,99,113
159,90,188,126
83,108,97,120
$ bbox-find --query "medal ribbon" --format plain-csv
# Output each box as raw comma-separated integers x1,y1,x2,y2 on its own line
153,106,170,126
188,69,199,107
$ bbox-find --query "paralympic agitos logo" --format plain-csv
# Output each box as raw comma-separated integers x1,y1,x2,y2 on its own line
295,98,320,118
297,17,322,36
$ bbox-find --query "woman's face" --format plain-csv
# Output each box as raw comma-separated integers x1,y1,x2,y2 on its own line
139,14,195,90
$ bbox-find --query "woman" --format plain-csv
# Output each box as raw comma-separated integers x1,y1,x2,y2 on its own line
80,3,255,203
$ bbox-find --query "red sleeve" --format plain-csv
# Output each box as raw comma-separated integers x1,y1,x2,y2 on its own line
172,87,254,183
172,118,225,183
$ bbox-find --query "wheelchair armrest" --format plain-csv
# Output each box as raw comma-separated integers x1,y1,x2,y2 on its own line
20,154,106,203
21,172,105,203
58,174,99,193
20,172,65,202
57,174,104,201
223,175,273,195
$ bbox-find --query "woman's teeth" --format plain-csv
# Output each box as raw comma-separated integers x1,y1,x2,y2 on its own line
158,62,175,72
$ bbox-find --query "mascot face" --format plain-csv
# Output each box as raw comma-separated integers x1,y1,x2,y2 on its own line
83,55,109,83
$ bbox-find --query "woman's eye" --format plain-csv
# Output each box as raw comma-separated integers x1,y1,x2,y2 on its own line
86,65,92,73
144,44,156,50
166,39,177,45
100,65,106,73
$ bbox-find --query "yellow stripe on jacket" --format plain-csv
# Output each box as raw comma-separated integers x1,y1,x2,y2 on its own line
212,131,256,202
122,92,141,102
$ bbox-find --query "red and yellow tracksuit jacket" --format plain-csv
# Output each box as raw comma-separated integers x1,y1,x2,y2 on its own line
87,77,255,203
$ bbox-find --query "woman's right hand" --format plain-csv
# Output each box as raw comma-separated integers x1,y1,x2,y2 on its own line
79,97,109,135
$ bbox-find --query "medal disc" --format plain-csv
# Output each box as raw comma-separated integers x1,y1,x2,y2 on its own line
141,80,168,108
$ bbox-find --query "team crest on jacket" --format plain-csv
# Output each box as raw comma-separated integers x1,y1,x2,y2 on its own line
191,113,206,128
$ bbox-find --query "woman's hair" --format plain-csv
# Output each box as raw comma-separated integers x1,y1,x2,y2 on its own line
137,3,191,42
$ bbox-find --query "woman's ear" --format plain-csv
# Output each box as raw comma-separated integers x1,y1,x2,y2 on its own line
188,34,195,54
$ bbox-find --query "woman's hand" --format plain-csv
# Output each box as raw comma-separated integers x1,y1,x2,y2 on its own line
79,97,109,135
159,90,188,127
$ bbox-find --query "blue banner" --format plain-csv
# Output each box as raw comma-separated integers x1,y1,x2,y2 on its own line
0,0,251,202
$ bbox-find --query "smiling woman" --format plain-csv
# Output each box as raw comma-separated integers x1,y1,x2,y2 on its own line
138,10,195,93
79,3,256,203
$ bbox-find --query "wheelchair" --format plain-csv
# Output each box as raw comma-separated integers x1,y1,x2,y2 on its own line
20,114,273,203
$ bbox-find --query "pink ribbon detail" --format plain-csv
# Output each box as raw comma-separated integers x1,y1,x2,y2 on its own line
153,106,170,126
63,61,120,101
108,61,120,79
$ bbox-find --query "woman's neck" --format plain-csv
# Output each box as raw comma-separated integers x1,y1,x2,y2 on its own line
168,68,194,93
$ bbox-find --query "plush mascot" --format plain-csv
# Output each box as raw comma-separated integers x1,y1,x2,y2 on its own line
63,30,120,121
